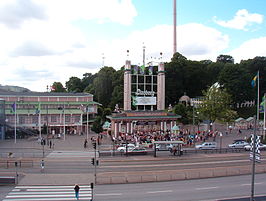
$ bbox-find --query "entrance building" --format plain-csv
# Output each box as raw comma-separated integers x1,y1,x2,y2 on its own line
108,55,180,138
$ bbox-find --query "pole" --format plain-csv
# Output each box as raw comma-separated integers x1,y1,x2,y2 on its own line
250,116,257,201
173,0,177,54
38,102,41,140
94,143,97,185
86,108,89,140
192,104,195,133
257,71,260,131
263,93,266,138
63,104,66,141
14,101,17,144
15,161,18,184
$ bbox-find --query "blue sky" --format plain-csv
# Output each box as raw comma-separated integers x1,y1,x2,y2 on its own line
0,0,265,91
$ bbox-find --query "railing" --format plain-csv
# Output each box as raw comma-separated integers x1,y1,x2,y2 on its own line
0,151,44,158
0,160,34,168
99,147,248,157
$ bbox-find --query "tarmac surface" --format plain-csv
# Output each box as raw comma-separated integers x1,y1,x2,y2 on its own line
0,129,265,187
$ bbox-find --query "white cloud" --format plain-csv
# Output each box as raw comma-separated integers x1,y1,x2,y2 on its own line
213,9,263,30
0,0,230,92
0,0,47,29
0,22,230,92
38,0,137,25
229,37,266,63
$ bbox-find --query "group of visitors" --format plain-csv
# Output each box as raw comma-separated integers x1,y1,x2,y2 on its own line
114,128,227,148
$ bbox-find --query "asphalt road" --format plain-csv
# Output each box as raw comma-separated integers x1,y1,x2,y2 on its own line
93,174,266,201
1,152,265,174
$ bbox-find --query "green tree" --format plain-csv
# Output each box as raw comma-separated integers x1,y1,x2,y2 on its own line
65,77,83,92
91,116,103,134
218,63,252,105
198,84,235,124
216,54,234,64
82,73,96,91
51,82,66,92
93,67,116,107
173,104,192,124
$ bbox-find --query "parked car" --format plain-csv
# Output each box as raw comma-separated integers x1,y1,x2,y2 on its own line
117,143,135,152
244,143,266,151
228,141,249,149
155,144,174,151
195,142,217,150
126,147,147,155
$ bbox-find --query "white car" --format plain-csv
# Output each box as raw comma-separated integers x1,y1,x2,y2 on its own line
155,144,174,151
117,144,135,152
195,142,217,150
244,143,266,151
228,141,249,149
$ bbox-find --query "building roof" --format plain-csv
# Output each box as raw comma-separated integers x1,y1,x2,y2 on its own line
0,91,93,97
107,115,181,121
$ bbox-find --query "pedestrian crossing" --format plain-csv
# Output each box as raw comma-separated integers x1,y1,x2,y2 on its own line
3,185,92,201
47,151,98,158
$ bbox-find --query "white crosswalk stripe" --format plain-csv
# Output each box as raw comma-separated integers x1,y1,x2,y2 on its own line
3,185,92,201
47,151,97,158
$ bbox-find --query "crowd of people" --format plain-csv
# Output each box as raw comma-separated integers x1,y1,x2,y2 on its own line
113,129,226,147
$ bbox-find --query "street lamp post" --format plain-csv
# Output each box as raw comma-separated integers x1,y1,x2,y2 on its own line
63,104,66,141
219,132,223,153
86,106,89,141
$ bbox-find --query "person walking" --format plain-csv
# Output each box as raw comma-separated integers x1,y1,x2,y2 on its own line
84,139,88,148
40,160,44,172
74,184,80,200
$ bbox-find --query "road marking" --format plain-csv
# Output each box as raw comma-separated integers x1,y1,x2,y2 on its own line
3,185,92,201
146,190,173,194
196,186,218,190
96,193,122,196
241,182,264,186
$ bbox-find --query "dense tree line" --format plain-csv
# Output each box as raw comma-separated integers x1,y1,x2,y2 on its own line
51,52,266,124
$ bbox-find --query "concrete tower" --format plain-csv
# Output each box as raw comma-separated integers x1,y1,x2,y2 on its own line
157,62,165,110
124,60,131,111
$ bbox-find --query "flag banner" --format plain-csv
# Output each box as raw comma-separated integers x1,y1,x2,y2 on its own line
140,65,145,75
259,105,264,113
35,103,41,114
11,102,16,113
148,66,153,75
251,74,258,87
133,65,138,74
132,96,137,106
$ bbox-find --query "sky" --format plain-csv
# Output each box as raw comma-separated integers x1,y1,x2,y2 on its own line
0,0,266,92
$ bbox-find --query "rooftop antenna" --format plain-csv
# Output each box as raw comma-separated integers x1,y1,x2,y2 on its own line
142,42,146,66
126,50,129,60
173,0,177,55
102,53,105,67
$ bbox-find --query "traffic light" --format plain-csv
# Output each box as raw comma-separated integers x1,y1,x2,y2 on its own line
92,142,96,149
91,158,95,165
90,182,94,189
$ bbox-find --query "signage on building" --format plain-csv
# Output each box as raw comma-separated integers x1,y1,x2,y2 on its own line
136,97,156,105
135,89,155,96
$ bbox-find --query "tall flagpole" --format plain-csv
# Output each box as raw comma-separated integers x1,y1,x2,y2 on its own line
38,102,41,139
257,71,260,124
251,70,260,201
263,93,266,138
173,0,177,54
14,102,17,144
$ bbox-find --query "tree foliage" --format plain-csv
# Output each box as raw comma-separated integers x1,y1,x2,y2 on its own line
198,84,234,123
50,52,265,120
51,82,66,92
